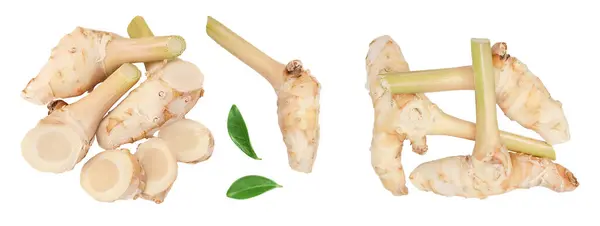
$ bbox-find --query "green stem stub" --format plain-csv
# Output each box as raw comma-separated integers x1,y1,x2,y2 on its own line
226,175,282,200
227,104,261,160
127,16,155,38
471,38,501,157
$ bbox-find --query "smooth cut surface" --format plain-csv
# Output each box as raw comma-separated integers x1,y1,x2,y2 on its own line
159,59,204,92
88,159,120,193
80,150,135,202
158,118,213,163
140,148,167,181
135,138,177,196
36,131,72,162
21,123,84,173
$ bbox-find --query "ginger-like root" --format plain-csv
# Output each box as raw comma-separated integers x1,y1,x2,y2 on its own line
157,119,214,164
80,149,146,202
134,138,178,204
95,16,204,150
206,16,321,173
365,36,557,196
408,39,578,199
21,27,186,106
380,42,569,144
21,64,141,173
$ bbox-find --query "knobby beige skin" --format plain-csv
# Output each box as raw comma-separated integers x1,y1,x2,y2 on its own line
21,26,186,106
364,35,562,196
408,39,578,199
206,16,321,174
96,16,205,151
380,42,570,145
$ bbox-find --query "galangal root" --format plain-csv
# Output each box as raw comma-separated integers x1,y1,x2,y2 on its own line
206,16,321,173
22,27,186,106
408,39,578,198
95,16,205,150
379,42,569,145
365,35,559,196
21,64,141,173
22,16,215,204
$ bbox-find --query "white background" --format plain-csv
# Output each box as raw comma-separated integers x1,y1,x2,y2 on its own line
1,0,598,225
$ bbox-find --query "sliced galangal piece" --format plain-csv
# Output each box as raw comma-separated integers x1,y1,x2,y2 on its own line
134,138,178,204
80,149,146,202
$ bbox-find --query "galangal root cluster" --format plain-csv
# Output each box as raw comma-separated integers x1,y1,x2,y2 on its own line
20,16,215,204
365,35,578,198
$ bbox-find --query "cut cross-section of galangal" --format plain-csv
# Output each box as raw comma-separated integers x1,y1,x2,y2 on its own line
21,64,141,173
158,119,214,164
80,149,146,202
134,138,178,204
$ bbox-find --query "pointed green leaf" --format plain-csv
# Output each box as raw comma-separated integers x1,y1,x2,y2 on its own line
227,104,261,160
226,175,282,200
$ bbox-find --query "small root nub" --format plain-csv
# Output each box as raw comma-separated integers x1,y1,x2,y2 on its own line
492,42,509,59
566,170,579,187
47,100,68,115
285,60,304,77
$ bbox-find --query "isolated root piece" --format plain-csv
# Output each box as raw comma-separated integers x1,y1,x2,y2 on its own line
380,42,569,144
134,138,178,204
408,39,578,199
21,26,186,106
95,16,205,150
21,64,141,173
206,16,321,173
157,119,214,164
80,149,146,202
365,36,557,196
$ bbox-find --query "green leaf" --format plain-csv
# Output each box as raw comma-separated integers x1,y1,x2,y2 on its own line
227,104,261,160
226,175,282,200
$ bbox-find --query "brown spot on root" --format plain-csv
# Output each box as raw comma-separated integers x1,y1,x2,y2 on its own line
47,100,68,115
77,27,86,35
162,108,176,122
394,150,402,160
152,198,163,204
106,118,124,133
412,143,428,155
285,60,304,78
125,108,133,116
131,131,148,143
438,173,448,183
491,52,507,69
171,90,183,99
